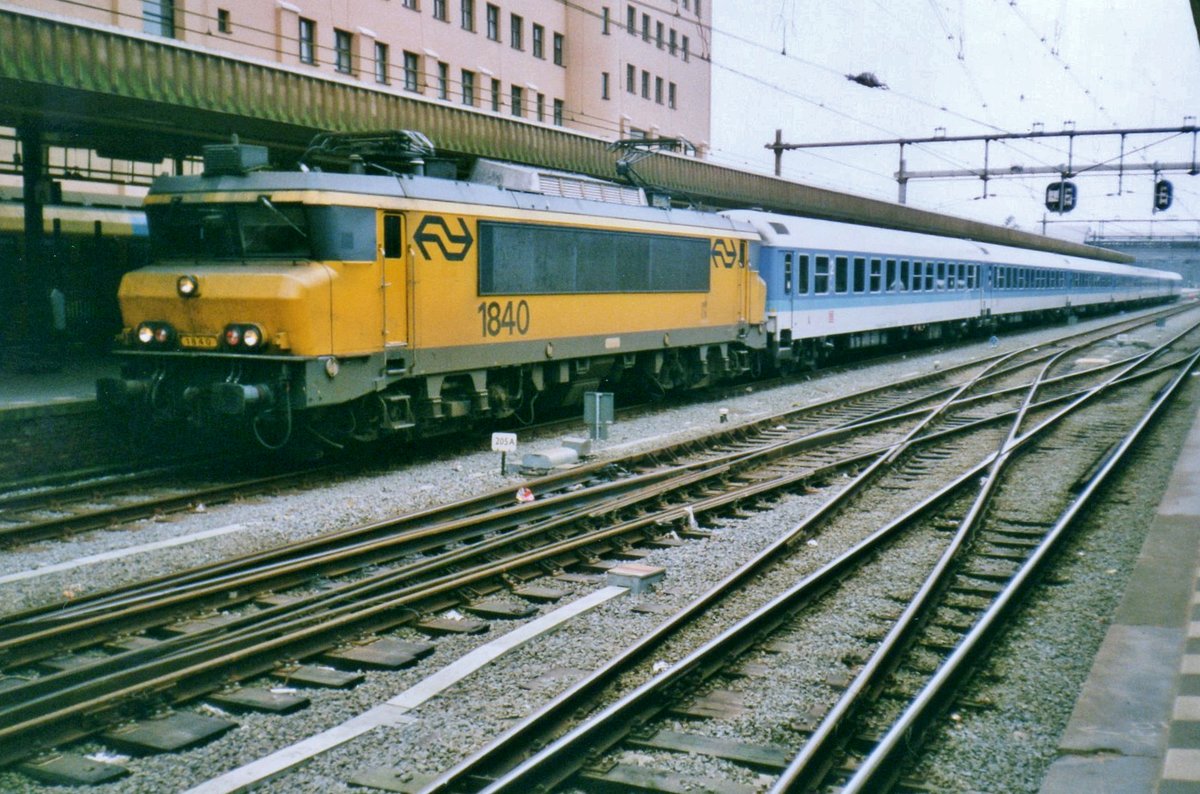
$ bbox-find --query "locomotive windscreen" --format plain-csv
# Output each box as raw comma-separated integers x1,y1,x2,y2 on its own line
147,201,375,261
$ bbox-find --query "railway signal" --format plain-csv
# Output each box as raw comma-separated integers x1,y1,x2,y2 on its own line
1045,180,1077,213
1154,179,1174,212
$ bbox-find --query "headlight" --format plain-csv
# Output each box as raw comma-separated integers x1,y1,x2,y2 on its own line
135,322,174,348
223,323,266,351
176,275,199,298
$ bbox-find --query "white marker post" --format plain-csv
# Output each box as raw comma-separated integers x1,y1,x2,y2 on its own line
491,432,518,475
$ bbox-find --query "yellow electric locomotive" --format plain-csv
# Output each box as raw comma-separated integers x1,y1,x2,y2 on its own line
99,134,766,448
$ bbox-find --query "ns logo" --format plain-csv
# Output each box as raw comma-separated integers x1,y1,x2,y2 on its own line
414,216,475,261
710,239,739,269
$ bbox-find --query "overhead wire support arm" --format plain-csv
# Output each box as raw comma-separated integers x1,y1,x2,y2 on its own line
767,123,1200,205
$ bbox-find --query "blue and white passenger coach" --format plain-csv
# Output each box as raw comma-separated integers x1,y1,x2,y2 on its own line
725,210,1182,368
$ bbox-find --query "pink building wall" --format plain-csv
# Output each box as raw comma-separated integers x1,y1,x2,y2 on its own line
13,0,711,154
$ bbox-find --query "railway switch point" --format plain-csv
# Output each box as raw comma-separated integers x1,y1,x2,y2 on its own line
607,563,667,595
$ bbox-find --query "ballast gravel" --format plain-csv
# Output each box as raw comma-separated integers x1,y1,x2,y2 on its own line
0,306,1194,794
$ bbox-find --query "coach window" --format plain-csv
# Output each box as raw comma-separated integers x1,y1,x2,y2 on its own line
798,254,810,294
783,252,793,293
926,263,936,291
853,257,866,293
968,264,978,289
885,260,897,291
911,262,923,291
835,256,849,293
814,255,830,293
870,259,883,292
996,267,1006,289
900,260,912,291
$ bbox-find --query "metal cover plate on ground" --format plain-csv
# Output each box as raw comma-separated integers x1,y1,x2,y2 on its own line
275,664,364,689
321,638,435,670
348,766,436,793
209,687,310,714
417,617,490,635
105,636,162,653
581,762,758,794
672,689,746,719
18,753,129,785
513,585,567,602
103,712,237,754
464,599,538,619
630,729,791,770
38,654,99,673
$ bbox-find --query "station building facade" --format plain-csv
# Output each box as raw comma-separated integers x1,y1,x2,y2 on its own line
15,0,712,153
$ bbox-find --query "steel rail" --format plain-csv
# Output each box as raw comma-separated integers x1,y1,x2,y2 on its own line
441,322,1199,793
842,347,1200,793
0,333,1070,764
771,323,1198,791
423,346,1045,792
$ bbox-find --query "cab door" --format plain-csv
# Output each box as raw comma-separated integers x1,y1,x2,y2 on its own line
382,213,408,349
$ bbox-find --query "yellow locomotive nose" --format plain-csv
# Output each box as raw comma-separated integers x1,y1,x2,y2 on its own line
118,263,334,355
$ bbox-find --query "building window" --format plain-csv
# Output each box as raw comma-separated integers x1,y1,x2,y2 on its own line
668,81,676,108
655,76,663,104
404,51,421,91
462,0,475,31
626,63,635,93
536,92,545,122
437,61,449,98
682,35,689,61
403,0,417,8
334,28,353,74
553,32,564,65
511,85,524,117
601,71,610,99
532,24,544,58
641,69,649,99
462,69,476,105
695,0,702,14
486,4,499,40
669,28,676,55
626,4,635,35
602,6,610,34
375,42,389,83
510,14,523,49
553,98,564,126
217,8,231,34
143,0,175,37
655,21,663,48
299,17,315,64
433,0,447,21
491,77,501,111
641,13,650,41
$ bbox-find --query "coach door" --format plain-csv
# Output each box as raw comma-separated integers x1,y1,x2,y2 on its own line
382,214,409,349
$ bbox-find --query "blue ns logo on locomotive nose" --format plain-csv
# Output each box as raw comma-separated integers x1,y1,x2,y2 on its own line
414,216,475,261
710,238,738,268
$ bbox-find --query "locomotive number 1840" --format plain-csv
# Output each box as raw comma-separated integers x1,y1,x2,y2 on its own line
477,300,531,337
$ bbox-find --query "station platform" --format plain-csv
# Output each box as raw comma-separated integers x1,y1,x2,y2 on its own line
0,352,117,420
1041,399,1200,794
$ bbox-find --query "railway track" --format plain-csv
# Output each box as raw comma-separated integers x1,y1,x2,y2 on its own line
0,307,1194,787
421,317,1200,792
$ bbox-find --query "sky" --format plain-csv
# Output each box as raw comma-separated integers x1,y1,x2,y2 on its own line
707,0,1200,243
